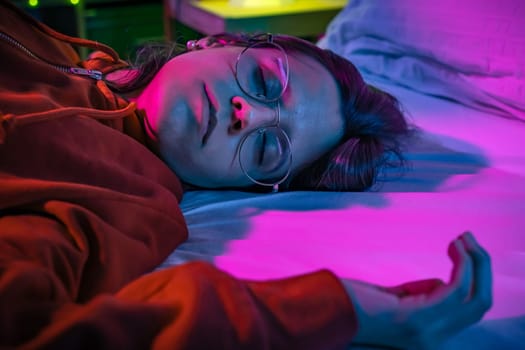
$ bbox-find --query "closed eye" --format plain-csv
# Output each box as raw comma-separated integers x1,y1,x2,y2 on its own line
254,66,267,99
258,130,267,165
253,65,283,101
262,61,285,101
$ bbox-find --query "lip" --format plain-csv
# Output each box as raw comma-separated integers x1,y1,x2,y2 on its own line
201,84,218,145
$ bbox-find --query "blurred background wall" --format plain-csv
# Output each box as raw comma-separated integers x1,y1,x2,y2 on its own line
11,0,345,59
11,0,177,59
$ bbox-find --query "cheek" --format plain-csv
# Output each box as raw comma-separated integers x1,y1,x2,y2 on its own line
162,141,247,187
156,118,196,178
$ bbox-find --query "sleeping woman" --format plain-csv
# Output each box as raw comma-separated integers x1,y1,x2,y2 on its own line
111,33,410,193
0,1,491,349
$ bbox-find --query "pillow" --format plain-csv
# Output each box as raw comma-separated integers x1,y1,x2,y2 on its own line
318,0,525,120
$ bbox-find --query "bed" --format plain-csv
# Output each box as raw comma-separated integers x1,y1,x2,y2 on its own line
159,1,525,348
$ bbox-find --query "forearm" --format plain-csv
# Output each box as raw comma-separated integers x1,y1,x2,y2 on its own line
119,264,358,350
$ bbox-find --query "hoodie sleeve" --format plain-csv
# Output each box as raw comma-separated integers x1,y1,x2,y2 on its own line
0,212,357,350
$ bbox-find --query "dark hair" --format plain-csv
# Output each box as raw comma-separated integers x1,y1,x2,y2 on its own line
111,33,412,192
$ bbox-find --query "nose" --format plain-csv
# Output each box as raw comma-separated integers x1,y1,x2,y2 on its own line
229,96,275,134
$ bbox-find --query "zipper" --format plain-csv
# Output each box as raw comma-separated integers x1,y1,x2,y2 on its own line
0,30,102,80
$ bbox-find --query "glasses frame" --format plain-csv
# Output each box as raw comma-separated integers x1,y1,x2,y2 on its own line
234,34,292,193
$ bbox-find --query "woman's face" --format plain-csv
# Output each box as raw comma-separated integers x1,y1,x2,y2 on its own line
138,44,344,188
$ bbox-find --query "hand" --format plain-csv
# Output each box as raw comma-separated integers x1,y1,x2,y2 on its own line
342,232,493,350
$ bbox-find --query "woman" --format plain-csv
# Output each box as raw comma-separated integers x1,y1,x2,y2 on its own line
0,1,491,349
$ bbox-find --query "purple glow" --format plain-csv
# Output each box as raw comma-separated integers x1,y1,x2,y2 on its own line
215,190,524,320
209,78,525,321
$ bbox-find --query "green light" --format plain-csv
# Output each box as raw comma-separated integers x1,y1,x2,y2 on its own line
28,0,38,7
70,0,80,5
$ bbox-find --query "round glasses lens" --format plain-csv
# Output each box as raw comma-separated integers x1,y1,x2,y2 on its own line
239,126,292,185
235,42,288,102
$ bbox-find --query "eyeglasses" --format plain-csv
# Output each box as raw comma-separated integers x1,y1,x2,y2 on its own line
234,34,292,192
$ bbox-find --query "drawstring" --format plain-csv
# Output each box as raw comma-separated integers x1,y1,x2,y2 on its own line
36,24,121,63
0,102,137,145
0,1,142,145
0,2,142,145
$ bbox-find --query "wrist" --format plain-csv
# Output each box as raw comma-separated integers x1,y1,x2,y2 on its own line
341,279,407,348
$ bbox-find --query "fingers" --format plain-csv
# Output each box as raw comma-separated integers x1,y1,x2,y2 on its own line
460,232,493,313
434,232,494,338
432,232,493,325
443,235,474,304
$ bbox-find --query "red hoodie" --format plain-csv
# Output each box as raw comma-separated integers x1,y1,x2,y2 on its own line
0,1,357,348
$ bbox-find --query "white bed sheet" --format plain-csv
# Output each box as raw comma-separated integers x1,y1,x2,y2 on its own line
159,83,525,349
